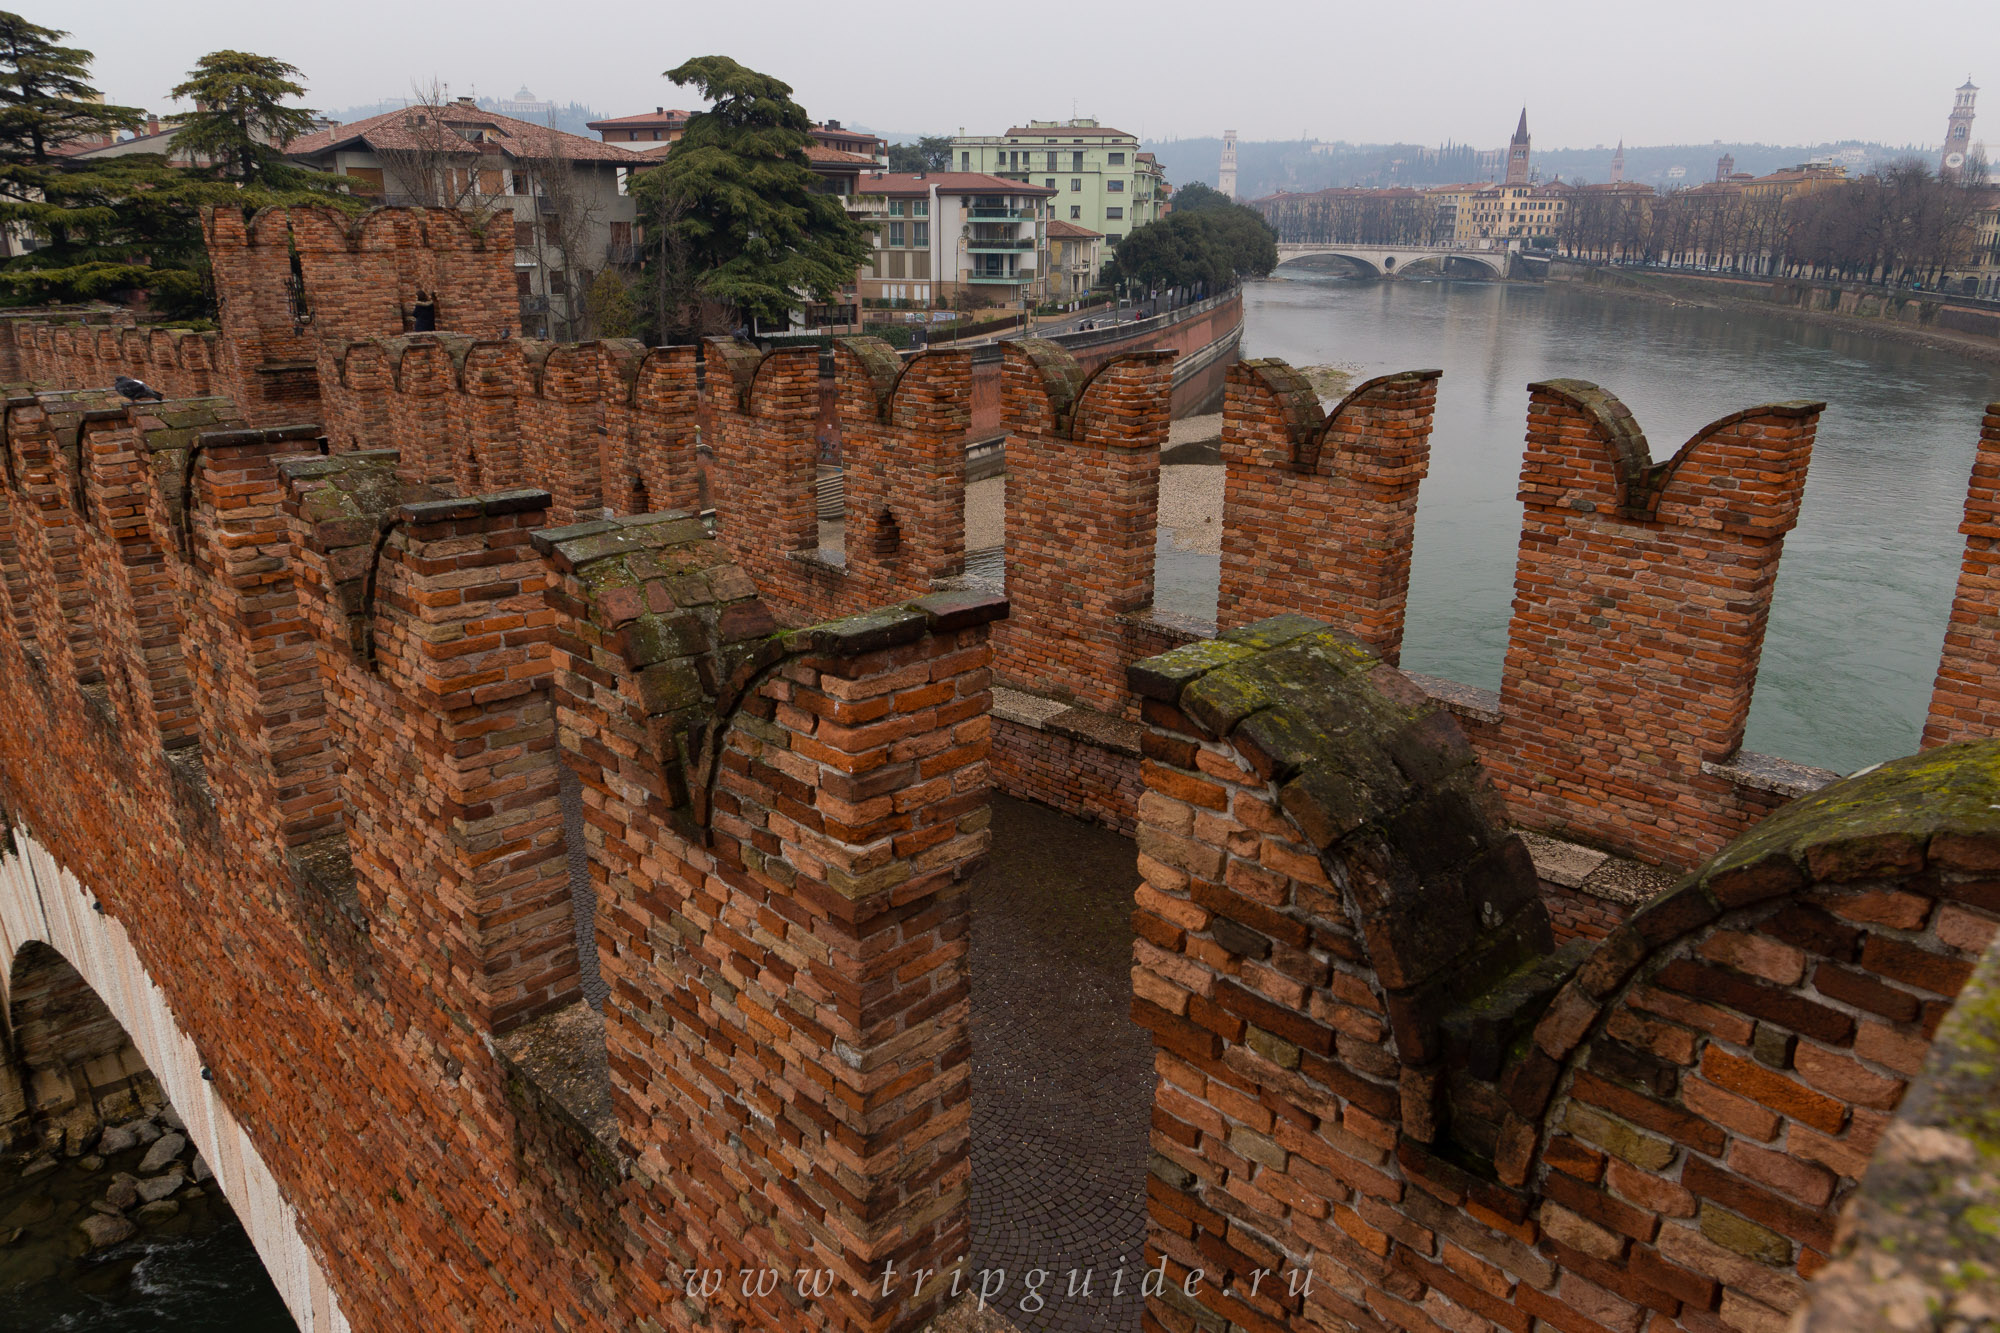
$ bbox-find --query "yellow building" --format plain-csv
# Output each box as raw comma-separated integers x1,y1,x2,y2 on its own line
1457,181,1570,248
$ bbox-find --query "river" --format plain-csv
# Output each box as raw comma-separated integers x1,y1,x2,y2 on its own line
1229,273,2000,776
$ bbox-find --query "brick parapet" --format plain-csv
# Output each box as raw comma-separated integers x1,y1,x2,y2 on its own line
1127,619,2000,1333
539,510,1004,1327
994,340,1171,716
279,461,578,1034
0,389,1018,1329
202,207,320,424
1487,382,1823,867
1922,402,2000,748
704,338,823,618
3,394,119,688
832,340,973,611
1218,361,1441,663
76,398,243,750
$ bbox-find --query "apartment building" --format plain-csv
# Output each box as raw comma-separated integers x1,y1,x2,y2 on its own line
1045,219,1104,295
950,119,1166,249
849,172,1054,306
286,100,638,339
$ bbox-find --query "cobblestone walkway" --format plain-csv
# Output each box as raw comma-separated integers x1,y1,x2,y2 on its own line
969,795,1153,1333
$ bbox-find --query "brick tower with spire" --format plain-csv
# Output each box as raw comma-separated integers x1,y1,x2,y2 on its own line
1942,78,1978,177
1506,108,1531,185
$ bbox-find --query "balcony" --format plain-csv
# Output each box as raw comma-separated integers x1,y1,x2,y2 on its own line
966,237,1034,252
966,271,1032,284
968,207,1036,220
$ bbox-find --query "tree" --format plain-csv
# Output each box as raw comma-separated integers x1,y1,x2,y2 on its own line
168,50,320,186
0,27,356,315
886,136,951,173
1170,181,1232,212
1104,206,1277,294
584,268,639,339
629,56,872,332
0,12,141,163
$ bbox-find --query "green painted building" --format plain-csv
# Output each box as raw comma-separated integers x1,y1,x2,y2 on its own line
949,119,1168,254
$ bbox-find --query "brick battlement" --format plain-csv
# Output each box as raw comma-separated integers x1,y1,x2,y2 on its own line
0,381,1008,1330
5,202,2000,1332
1127,618,2000,1333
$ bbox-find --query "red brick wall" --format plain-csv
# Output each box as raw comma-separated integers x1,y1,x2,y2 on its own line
203,207,322,425
994,340,1171,715
832,340,972,611
1219,361,1440,663
1128,618,2000,1333
1923,401,2000,747
1487,383,1822,867
0,386,1012,1333
704,339,824,619
991,713,1143,835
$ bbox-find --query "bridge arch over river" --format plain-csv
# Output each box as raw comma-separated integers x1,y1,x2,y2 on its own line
0,835,348,1331
1273,242,1510,279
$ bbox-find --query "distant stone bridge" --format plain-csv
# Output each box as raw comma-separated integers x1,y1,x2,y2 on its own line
1273,242,1510,279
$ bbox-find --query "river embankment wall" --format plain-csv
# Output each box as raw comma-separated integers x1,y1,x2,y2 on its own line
1547,260,2000,360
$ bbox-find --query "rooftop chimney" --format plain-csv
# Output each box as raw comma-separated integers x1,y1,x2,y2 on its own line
656,106,663,115
455,96,476,107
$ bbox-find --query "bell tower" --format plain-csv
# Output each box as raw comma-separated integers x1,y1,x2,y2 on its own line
1610,139,1625,183
1506,108,1531,185
1943,78,1977,177
1219,129,1238,200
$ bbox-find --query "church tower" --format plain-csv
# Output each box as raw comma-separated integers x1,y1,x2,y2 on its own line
1942,78,1977,177
1506,108,1531,185
1610,140,1625,183
1219,129,1238,200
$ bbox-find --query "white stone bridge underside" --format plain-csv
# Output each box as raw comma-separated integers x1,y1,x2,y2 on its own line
0,827,348,1332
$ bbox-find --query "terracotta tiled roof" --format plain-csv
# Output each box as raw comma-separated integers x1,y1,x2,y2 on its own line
855,171,1056,197
805,144,877,165
1045,219,1102,238
288,104,636,163
1002,125,1135,139
586,108,693,130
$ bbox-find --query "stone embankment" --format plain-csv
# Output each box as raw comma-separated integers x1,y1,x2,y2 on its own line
1546,260,2000,364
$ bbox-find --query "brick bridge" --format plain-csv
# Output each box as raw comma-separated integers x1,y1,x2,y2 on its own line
1,204,1998,1333
1272,244,1512,280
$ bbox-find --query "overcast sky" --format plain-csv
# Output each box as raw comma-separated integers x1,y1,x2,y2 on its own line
58,0,1996,150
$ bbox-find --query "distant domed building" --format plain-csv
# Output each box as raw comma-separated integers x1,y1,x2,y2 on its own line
490,85,557,122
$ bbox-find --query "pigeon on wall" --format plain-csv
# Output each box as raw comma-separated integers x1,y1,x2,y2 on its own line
113,375,164,402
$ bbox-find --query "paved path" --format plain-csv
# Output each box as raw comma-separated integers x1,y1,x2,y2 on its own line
968,795,1152,1333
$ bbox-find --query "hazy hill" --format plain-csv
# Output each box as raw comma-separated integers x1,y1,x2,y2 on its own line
1145,136,1932,198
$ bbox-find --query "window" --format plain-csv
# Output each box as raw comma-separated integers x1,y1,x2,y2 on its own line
913,222,929,247
1047,152,1058,170
550,269,568,295
515,270,532,296
1106,206,1123,219
1108,152,1125,165
1008,151,1019,170
1107,179,1124,193
1046,178,1055,189
913,200,928,217
961,152,970,170
614,167,630,196
514,221,533,249
1105,233,1122,245
1070,205,1081,219
889,221,905,247
888,200,904,216
1071,178,1081,191
610,221,632,251
1071,152,1084,172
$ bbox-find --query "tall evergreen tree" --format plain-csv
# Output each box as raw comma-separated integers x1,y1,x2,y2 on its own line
169,50,322,186
0,31,356,316
631,56,871,333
